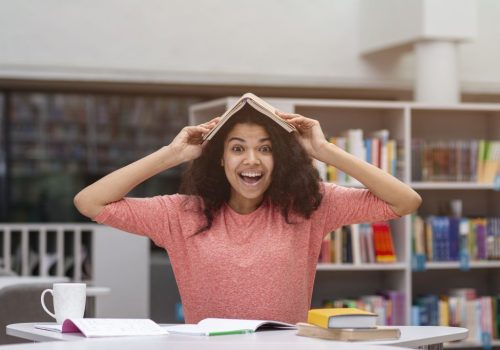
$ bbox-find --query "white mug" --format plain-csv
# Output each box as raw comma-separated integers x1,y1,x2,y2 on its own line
41,283,86,324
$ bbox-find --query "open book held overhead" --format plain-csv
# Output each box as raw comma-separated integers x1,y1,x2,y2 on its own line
202,93,297,141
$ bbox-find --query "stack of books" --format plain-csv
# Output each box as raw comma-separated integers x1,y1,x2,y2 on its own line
296,308,401,341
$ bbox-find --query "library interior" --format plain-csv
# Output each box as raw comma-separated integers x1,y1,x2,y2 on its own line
1,1,500,349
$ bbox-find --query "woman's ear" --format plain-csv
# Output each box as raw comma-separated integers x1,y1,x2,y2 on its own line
220,158,224,167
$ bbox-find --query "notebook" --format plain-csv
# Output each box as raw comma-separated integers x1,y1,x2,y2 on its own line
34,318,167,337
164,318,296,336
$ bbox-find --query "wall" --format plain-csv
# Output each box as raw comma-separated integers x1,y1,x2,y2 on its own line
0,0,499,94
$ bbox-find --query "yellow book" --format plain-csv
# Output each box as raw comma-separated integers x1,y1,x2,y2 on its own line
439,299,449,326
307,308,377,329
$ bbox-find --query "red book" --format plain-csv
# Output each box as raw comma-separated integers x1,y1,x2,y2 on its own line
372,222,397,263
319,232,332,263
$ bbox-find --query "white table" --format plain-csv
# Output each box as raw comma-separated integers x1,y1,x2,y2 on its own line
0,336,414,350
6,323,468,349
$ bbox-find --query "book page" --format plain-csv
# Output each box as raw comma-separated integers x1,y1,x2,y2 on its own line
70,319,167,337
36,319,168,337
199,318,295,330
164,318,295,336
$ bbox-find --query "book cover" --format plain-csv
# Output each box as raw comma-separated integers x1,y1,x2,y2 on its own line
296,323,400,341
202,93,296,141
372,222,396,263
307,308,377,329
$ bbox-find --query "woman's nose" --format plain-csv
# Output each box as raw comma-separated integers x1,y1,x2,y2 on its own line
244,150,261,164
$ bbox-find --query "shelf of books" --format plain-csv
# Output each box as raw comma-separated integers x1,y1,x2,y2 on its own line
9,93,201,177
5,92,202,222
190,97,500,348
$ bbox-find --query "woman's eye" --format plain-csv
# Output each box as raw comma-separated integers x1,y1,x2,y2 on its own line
260,145,272,153
231,145,244,152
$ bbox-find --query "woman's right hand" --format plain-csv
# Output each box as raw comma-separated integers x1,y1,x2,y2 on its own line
170,117,220,162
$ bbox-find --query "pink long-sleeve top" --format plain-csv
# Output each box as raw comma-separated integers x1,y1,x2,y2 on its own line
94,182,400,324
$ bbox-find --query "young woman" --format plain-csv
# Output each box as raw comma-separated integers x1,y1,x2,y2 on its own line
74,105,421,324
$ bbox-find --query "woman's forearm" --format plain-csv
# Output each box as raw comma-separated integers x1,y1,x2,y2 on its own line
74,145,184,219
316,142,422,216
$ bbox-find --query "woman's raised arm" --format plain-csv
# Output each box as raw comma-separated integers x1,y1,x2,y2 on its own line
276,111,421,216
74,118,219,219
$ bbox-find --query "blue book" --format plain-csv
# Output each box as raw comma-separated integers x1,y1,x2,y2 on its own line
449,217,460,261
364,138,372,165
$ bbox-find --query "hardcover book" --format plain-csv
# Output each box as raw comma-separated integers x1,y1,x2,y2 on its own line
307,308,377,329
202,92,296,141
296,322,400,341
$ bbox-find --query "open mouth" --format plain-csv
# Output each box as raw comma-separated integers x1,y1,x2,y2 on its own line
239,171,263,185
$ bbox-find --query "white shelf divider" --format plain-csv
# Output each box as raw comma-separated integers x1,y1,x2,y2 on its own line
316,263,407,271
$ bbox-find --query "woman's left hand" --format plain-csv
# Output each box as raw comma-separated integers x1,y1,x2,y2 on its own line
276,110,327,160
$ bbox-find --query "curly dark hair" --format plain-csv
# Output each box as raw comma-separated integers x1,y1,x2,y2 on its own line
179,105,323,233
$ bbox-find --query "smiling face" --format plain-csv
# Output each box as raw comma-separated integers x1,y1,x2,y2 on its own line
222,123,274,213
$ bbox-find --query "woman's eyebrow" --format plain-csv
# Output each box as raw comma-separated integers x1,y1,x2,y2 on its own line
227,137,271,143
227,137,246,143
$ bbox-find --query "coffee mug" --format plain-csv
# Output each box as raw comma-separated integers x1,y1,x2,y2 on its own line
41,283,86,324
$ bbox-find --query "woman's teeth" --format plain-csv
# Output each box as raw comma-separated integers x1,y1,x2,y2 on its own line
240,172,263,184
241,172,262,177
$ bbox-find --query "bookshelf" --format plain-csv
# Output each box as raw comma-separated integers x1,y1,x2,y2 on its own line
3,92,202,223
190,97,500,349
8,93,199,177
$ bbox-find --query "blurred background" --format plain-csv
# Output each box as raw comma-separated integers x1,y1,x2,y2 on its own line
1,0,498,222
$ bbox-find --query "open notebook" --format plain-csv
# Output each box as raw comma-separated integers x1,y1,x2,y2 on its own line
35,318,167,337
164,318,296,336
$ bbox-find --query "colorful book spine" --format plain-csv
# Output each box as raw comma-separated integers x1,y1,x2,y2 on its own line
321,292,405,326
372,222,397,263
317,222,396,264
413,289,500,344
412,138,500,183
412,215,500,262
326,129,399,183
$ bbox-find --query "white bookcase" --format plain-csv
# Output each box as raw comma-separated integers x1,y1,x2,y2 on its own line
189,97,500,348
